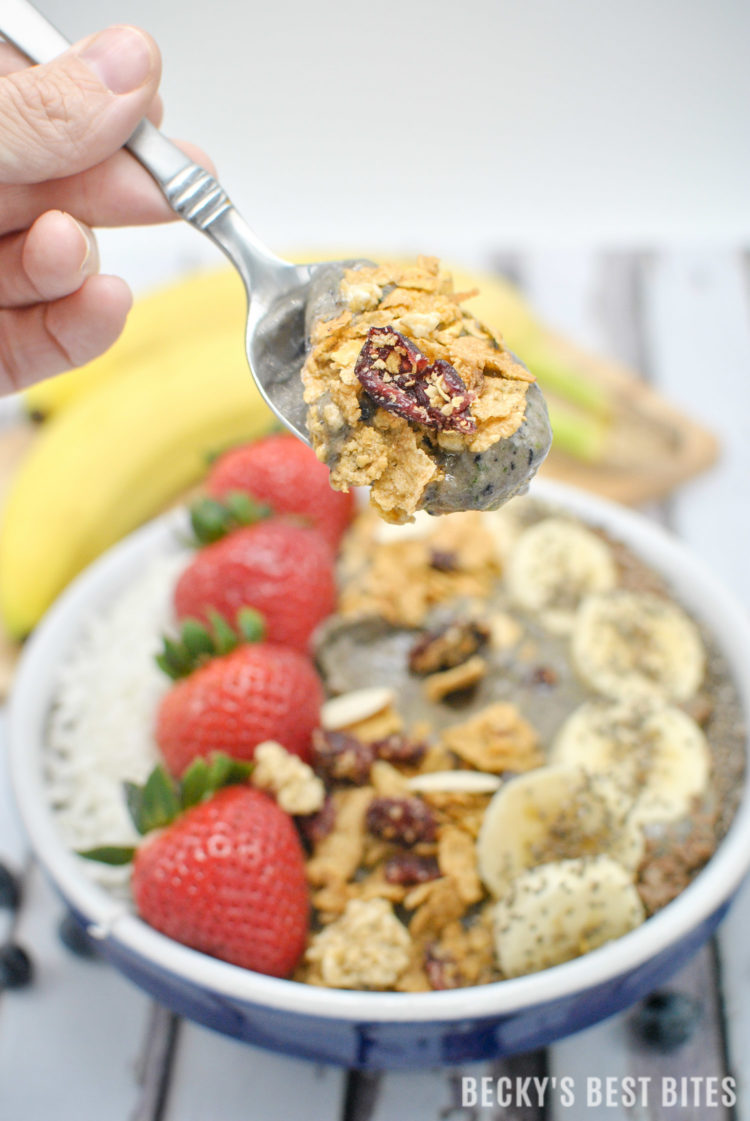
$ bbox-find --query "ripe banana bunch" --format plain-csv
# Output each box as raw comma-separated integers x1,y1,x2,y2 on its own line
571,590,705,702
550,697,711,828
505,516,618,634
494,855,646,978
0,326,275,637
24,269,246,419
476,763,648,977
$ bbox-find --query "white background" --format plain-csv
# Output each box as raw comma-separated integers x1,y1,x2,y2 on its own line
28,0,750,289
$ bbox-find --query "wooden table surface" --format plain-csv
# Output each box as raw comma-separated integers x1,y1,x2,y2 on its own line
0,248,748,1120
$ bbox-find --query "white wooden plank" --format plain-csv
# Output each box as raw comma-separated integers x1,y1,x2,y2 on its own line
0,710,27,869
640,248,750,1119
549,1015,634,1121
0,863,158,1120
351,1067,452,1121
640,250,750,606
162,1021,346,1121
717,877,750,1120
355,1052,549,1121
1,704,173,1121
0,710,26,960
131,1005,180,1121
519,251,656,377
627,944,735,1121
519,250,611,354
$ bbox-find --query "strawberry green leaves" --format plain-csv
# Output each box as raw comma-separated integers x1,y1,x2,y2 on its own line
156,607,266,680
124,765,180,835
77,752,254,865
178,754,255,810
76,845,137,865
190,490,270,545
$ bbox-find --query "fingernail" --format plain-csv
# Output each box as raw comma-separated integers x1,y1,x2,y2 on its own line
78,26,155,95
69,217,98,274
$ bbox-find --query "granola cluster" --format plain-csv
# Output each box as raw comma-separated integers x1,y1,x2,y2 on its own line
302,257,535,523
292,688,541,992
338,509,502,627
251,740,325,815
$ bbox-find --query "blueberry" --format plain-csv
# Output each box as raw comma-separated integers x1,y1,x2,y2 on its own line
58,912,99,959
630,990,702,1052
0,943,33,990
0,862,21,910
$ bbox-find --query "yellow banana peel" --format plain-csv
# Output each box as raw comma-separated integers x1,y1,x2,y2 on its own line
1,326,274,637
23,268,246,419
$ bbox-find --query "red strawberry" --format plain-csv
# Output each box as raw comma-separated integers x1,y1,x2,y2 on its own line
207,434,356,548
156,642,323,777
132,786,309,977
175,520,336,653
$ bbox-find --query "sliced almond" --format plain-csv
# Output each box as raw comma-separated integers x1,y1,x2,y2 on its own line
407,771,502,794
321,687,396,731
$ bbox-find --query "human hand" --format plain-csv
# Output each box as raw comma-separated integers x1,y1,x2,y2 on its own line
0,26,211,394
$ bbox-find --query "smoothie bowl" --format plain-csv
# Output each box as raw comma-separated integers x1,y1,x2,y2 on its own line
7,441,750,1069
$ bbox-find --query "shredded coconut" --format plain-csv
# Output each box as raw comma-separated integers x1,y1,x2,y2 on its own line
45,549,189,894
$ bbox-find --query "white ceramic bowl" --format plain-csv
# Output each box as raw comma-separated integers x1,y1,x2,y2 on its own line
8,480,750,1068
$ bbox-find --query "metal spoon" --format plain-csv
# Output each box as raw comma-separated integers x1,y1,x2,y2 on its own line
1,0,343,443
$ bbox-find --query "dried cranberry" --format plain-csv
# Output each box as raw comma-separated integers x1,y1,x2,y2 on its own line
365,796,437,845
424,944,462,990
373,734,427,767
384,852,440,885
354,327,476,434
296,795,336,848
409,620,490,676
429,549,459,572
312,728,375,786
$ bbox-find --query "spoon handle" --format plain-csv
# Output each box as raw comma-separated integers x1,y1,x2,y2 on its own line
1,0,292,291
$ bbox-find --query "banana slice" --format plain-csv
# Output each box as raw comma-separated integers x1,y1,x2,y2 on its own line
494,855,646,978
550,698,710,827
505,517,617,634
476,763,644,899
572,591,705,702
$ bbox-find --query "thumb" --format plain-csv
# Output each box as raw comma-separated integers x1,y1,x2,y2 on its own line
0,25,161,185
